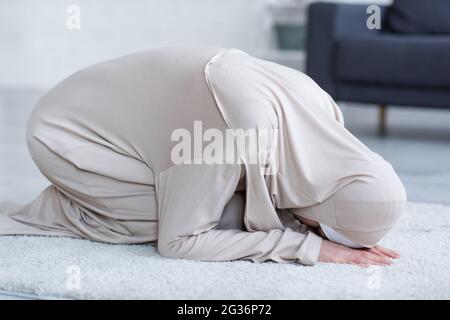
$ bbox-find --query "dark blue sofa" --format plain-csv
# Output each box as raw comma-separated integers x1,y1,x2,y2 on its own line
306,1,450,134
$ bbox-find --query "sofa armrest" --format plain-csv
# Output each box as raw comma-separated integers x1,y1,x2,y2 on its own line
306,2,387,98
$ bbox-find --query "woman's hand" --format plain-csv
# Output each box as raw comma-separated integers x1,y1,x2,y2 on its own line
364,245,400,259
318,239,399,267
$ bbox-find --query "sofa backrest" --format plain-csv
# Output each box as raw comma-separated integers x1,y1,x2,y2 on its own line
387,0,450,35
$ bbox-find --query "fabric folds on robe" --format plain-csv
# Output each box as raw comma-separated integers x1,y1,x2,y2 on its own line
0,47,323,265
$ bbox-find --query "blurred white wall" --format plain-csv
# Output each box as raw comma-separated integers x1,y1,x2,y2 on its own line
0,0,392,89
1,0,272,89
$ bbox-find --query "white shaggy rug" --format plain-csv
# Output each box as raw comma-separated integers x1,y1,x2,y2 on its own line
0,202,449,300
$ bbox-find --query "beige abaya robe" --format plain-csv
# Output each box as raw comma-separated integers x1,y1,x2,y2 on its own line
0,47,407,265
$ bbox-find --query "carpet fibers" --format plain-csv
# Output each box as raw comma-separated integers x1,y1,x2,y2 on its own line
0,202,449,299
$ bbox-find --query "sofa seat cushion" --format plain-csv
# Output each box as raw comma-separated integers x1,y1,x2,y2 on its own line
334,34,450,88
387,0,450,35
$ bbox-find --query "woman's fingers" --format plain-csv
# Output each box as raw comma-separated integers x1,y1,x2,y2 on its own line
353,251,392,267
318,240,395,267
364,245,400,260
373,245,400,259
368,252,392,266
366,247,391,259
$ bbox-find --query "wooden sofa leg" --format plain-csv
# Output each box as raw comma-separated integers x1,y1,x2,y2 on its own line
378,104,387,135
